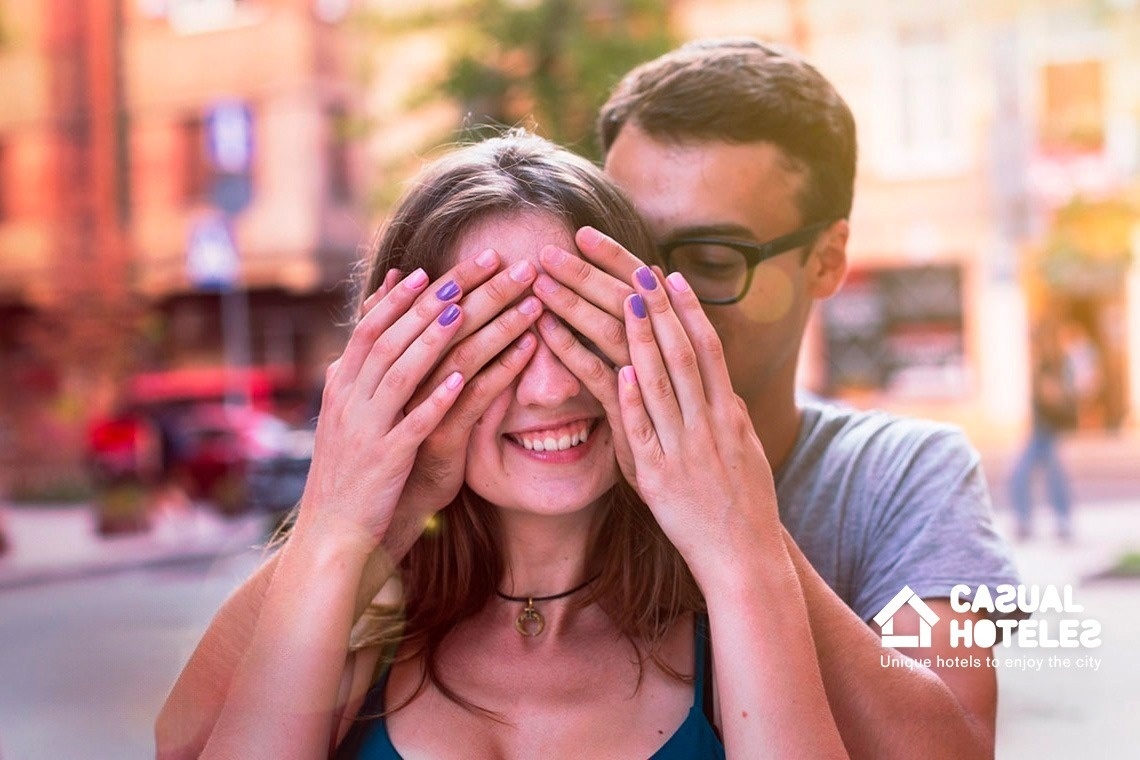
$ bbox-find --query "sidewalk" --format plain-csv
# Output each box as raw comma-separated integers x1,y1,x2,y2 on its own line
1,492,1137,592
0,502,272,590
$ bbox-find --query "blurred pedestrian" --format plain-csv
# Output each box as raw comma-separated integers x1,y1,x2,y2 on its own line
1009,320,1075,541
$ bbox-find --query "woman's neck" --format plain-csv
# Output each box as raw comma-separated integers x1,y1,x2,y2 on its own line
495,507,596,597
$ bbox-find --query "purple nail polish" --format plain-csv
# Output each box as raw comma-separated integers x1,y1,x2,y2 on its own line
630,294,647,319
635,266,657,290
436,280,460,301
438,304,461,326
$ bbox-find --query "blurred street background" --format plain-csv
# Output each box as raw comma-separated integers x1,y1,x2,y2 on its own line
1,0,1139,758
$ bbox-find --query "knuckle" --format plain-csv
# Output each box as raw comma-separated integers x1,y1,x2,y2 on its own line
447,339,480,372
484,271,518,303
674,348,699,371
630,323,657,345
601,318,626,349
380,364,412,395
647,292,671,314
697,329,725,361
631,420,657,447
647,374,673,400
579,354,611,386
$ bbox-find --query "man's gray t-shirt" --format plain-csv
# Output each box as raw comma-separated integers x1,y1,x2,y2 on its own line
777,399,1020,622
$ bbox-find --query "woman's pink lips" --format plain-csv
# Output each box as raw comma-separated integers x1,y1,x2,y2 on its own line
503,419,603,464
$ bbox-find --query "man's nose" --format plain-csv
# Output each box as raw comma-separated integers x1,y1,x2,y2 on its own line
513,334,582,408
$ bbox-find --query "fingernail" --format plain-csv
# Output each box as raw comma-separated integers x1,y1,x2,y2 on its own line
630,294,647,319
445,371,464,390
620,365,637,385
533,274,559,295
635,266,657,291
666,272,690,292
509,260,535,283
436,280,460,301
540,246,568,266
538,313,559,331
438,304,461,326
578,226,603,247
475,249,498,268
516,332,535,351
405,268,428,290
517,295,541,315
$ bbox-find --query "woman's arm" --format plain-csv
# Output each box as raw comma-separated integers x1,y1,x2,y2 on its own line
615,266,847,758
156,257,544,757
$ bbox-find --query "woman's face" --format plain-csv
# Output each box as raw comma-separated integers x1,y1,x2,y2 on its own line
455,210,618,517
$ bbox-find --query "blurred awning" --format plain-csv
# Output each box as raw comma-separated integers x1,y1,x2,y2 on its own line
1036,198,1136,295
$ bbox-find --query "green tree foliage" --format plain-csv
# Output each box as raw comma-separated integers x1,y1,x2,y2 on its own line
376,0,676,160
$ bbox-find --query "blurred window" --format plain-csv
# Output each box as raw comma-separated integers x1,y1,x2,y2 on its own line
1039,60,1104,153
182,116,208,203
822,264,968,399
327,105,351,204
893,21,962,171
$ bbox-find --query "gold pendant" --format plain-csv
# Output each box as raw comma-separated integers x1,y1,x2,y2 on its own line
515,598,545,637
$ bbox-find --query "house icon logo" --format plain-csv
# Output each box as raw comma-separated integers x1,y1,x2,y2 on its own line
873,586,940,648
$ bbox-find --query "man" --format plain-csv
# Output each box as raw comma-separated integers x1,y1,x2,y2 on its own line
545,38,1018,758
159,39,1019,759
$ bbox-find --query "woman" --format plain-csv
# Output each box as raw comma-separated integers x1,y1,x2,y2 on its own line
178,132,844,759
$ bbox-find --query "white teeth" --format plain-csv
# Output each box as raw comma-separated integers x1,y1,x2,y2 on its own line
513,422,593,452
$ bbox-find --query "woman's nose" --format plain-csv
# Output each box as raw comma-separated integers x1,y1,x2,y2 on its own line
514,335,582,408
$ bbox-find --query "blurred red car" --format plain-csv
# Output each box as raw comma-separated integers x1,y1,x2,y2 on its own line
123,367,309,514
176,403,292,514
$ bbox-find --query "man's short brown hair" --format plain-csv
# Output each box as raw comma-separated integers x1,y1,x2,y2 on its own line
598,38,857,226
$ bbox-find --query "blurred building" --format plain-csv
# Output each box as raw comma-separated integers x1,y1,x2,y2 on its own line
0,0,363,493
679,0,1140,446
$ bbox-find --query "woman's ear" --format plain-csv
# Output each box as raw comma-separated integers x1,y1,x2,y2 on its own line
805,219,848,299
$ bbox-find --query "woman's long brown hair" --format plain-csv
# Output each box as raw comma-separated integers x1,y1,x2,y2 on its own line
348,131,705,713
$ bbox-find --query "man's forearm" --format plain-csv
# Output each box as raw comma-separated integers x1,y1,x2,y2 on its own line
782,531,995,760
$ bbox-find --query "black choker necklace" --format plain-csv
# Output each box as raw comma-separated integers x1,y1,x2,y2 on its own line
494,574,600,637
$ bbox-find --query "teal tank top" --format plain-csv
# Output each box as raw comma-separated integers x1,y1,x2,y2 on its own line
337,616,725,759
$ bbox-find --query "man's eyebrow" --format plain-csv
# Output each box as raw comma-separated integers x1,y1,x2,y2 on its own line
662,223,758,242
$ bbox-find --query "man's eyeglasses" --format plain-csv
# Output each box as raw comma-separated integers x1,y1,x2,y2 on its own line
658,220,833,304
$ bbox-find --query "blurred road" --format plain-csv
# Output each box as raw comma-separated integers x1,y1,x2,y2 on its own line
0,430,1137,758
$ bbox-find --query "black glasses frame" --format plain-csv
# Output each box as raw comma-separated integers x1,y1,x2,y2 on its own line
659,220,834,304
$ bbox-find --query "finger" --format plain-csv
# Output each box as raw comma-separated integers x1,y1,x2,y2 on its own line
663,272,737,412
539,243,632,318
409,293,543,408
632,266,709,428
574,226,645,286
391,370,466,449
538,313,637,483
533,268,629,367
369,303,467,421
437,331,538,438
350,274,464,402
617,364,665,470
336,268,433,388
624,292,684,446
359,268,403,319
450,258,538,344
352,249,503,406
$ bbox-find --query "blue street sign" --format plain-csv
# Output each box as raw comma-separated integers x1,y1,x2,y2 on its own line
187,214,239,290
204,100,254,174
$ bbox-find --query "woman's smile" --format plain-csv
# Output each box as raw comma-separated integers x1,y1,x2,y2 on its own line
504,416,604,461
